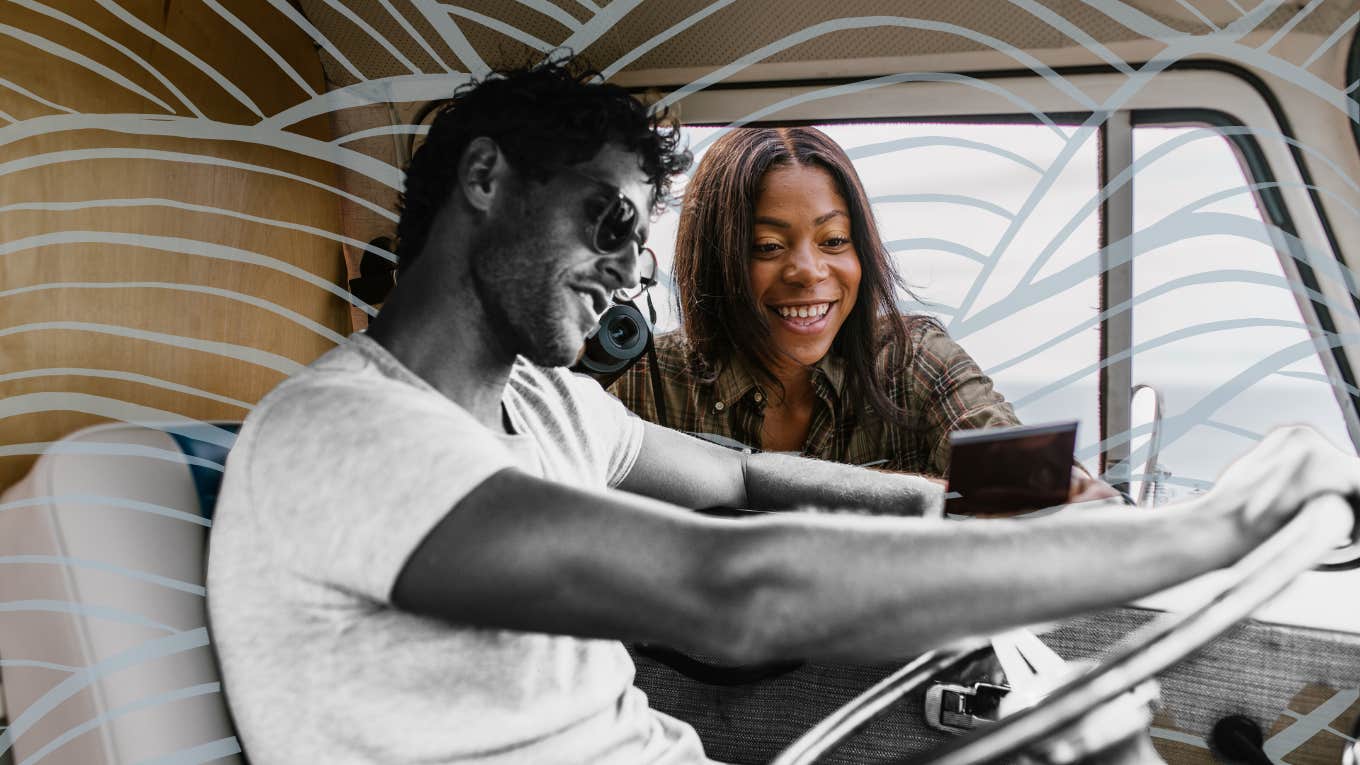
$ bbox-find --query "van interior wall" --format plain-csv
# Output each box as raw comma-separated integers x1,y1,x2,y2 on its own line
0,1,349,490
326,99,409,333
293,0,1360,315
4,0,1359,493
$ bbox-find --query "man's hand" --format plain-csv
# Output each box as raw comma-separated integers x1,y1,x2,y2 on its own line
1208,425,1360,546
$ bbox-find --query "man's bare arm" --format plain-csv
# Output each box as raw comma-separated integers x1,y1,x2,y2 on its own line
392,427,1356,663
394,467,1232,663
616,420,946,516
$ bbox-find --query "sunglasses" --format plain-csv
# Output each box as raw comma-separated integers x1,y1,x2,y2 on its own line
557,166,657,302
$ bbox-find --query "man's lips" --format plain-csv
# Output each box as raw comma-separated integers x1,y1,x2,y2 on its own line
572,284,610,316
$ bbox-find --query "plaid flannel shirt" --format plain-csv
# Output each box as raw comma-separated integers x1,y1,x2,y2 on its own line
609,318,1021,476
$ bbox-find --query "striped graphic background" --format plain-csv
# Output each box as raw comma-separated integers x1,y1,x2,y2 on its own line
1,1,1358,763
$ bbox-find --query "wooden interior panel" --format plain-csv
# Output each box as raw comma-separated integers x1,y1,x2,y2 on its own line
0,1,348,490
0,2,180,116
328,102,402,331
0,90,55,123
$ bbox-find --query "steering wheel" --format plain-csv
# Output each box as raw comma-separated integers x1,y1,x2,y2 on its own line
772,493,1359,765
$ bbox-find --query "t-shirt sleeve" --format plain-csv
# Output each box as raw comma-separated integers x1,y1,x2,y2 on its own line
565,371,646,487
241,380,517,604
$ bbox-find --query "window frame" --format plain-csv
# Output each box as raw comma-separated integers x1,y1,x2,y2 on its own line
659,62,1360,478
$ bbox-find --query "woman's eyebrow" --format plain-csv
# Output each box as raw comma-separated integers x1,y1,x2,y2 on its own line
754,210,848,228
756,208,848,225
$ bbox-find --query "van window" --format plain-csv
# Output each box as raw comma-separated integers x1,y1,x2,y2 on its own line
1130,127,1353,502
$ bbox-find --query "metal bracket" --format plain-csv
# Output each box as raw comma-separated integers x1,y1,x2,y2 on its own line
924,681,1010,734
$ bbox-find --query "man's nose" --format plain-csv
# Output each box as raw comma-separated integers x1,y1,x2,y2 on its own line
597,241,640,292
783,242,827,286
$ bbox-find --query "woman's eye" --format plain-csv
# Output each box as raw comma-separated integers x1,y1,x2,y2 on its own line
822,237,851,249
752,242,782,257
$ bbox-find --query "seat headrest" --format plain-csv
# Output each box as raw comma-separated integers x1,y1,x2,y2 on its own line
168,423,242,520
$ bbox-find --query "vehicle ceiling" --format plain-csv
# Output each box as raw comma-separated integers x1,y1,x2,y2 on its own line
293,0,1357,86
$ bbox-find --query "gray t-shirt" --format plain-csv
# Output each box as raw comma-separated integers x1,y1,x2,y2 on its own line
207,333,710,764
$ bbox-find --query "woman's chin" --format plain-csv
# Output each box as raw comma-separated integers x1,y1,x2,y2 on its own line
770,336,835,368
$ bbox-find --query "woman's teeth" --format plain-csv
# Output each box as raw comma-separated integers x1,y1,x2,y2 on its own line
776,303,830,319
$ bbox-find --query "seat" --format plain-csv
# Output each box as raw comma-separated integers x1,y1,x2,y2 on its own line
0,422,245,765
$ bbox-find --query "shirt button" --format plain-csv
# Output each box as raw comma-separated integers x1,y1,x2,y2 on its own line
713,401,725,411
753,391,763,402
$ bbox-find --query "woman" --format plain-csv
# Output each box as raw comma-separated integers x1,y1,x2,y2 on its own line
610,126,1112,763
613,125,1099,485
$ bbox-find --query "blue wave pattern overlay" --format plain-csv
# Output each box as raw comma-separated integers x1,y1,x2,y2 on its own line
1,1,1359,762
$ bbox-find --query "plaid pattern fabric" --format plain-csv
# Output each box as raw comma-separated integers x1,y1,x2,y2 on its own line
609,317,1021,476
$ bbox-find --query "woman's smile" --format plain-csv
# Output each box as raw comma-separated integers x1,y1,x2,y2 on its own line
768,300,838,334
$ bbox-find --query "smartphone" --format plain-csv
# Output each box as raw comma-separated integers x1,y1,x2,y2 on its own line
945,421,1078,517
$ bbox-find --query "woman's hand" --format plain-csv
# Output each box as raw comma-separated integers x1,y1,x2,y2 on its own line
1068,467,1121,506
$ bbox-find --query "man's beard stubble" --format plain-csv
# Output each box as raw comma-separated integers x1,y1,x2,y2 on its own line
469,227,584,369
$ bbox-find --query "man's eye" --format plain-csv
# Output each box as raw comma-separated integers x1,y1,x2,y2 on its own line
584,196,613,219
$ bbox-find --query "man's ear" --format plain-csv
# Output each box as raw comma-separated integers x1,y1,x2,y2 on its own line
458,136,509,214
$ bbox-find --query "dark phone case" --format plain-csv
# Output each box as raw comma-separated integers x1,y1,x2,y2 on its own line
945,420,1078,516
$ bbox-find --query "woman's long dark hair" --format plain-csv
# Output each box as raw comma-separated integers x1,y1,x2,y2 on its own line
674,126,917,424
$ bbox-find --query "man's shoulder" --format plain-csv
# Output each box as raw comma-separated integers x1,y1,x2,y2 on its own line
508,358,620,417
258,341,394,412
510,357,588,395
244,339,447,453
507,360,644,481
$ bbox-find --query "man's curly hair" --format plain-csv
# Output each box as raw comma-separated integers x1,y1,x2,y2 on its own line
396,56,691,273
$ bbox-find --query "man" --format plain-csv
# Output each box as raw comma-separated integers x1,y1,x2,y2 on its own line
206,59,1359,764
